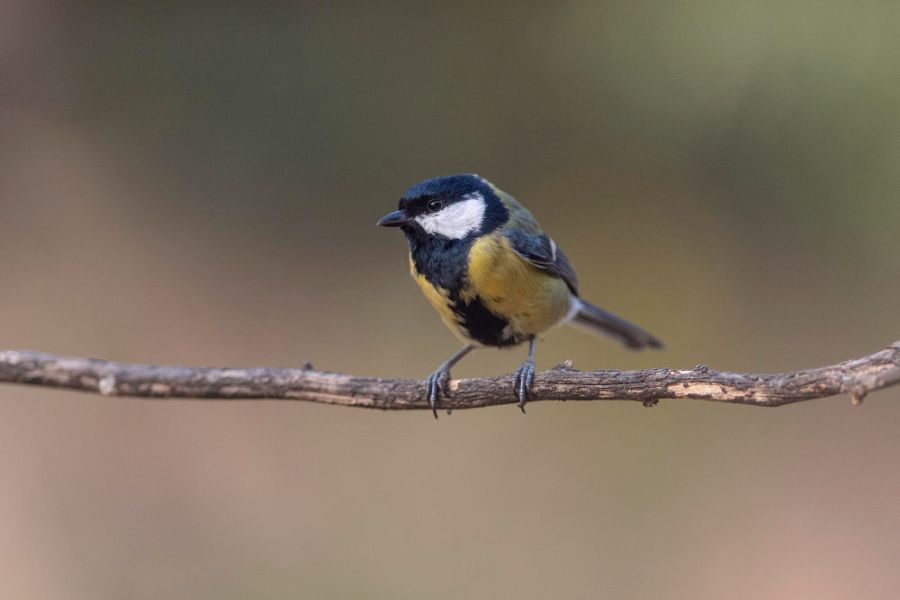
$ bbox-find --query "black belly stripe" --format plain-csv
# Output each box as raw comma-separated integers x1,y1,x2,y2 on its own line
451,295,521,347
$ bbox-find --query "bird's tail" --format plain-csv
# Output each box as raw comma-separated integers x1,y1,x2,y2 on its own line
567,298,663,350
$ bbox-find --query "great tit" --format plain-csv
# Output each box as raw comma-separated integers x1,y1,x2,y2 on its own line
378,174,662,416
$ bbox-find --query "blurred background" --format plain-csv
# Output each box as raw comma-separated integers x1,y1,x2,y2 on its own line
1,1,899,598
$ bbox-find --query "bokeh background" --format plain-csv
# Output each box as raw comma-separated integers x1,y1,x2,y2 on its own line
2,1,899,598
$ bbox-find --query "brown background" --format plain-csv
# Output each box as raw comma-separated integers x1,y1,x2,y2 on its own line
1,2,899,598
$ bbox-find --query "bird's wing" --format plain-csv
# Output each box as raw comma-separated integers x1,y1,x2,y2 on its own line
503,229,579,296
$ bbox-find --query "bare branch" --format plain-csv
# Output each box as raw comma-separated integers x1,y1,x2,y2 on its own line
0,343,898,410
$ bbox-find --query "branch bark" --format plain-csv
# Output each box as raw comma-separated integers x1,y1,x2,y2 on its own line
1,343,899,410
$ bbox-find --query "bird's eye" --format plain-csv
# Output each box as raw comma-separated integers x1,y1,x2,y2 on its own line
427,199,443,213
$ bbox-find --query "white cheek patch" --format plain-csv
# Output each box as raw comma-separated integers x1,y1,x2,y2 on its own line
415,193,486,239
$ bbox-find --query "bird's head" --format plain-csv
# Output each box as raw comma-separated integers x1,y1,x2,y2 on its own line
378,174,508,241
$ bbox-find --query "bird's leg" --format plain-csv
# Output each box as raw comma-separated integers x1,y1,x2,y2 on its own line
512,336,537,413
425,344,474,418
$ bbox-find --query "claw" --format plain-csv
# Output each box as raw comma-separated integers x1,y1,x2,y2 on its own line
421,345,473,418
426,369,451,418
512,359,536,413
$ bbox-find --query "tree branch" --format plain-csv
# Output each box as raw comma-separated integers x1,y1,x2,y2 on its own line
1,343,898,410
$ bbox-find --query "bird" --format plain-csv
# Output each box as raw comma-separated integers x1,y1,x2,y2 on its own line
377,174,662,417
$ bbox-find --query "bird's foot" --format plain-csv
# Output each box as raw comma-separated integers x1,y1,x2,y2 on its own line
425,368,452,419
512,358,536,413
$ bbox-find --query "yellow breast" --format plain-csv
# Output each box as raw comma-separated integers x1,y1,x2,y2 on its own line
463,233,572,337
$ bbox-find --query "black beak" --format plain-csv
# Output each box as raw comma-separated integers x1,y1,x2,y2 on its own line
377,209,413,227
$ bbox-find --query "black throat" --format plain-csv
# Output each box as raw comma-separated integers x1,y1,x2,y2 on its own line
404,231,473,294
